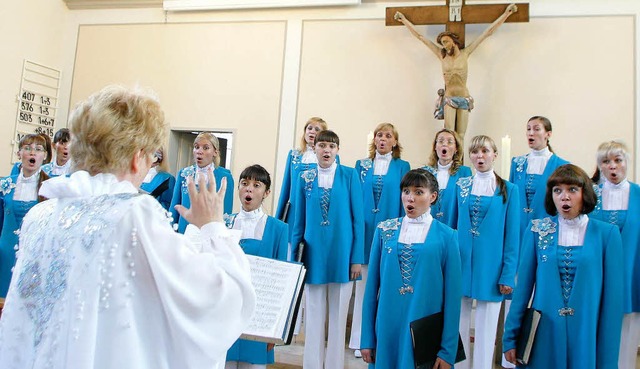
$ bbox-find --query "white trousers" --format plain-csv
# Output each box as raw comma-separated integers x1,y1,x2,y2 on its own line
224,362,265,369
458,297,502,369
501,299,515,368
303,283,352,369
348,264,368,350
619,312,640,369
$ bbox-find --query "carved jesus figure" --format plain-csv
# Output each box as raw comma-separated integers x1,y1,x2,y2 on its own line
395,3,518,144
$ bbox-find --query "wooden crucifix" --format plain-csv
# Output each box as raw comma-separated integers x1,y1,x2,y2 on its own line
386,1,529,144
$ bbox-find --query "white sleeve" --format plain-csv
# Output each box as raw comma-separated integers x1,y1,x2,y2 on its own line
131,199,256,368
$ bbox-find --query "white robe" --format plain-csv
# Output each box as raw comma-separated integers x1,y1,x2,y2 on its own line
0,171,255,369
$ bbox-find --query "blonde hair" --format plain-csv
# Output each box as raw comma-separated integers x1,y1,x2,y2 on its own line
69,85,167,176
592,140,630,182
367,122,402,160
298,117,327,152
194,132,221,167
427,128,464,173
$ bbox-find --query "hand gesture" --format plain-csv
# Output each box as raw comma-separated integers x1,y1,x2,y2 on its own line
175,168,227,228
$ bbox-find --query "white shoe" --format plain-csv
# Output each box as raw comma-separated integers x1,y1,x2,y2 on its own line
354,350,362,358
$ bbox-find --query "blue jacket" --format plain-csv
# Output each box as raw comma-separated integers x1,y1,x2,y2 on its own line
140,171,176,211
355,157,410,264
0,175,39,297
504,216,623,369
170,165,234,233
591,181,640,313
224,215,289,365
509,154,569,235
424,165,472,229
456,177,520,301
361,218,462,367
290,164,364,284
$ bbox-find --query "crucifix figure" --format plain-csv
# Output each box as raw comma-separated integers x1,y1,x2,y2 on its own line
388,1,528,144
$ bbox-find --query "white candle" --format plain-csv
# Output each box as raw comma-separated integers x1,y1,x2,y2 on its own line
501,135,511,177
367,131,374,156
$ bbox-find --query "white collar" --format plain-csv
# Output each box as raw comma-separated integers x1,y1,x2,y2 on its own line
603,178,629,190
196,163,215,172
474,170,495,181
318,162,337,174
559,214,588,228
404,212,432,224
237,206,264,220
375,151,392,161
530,147,551,157
438,161,452,171
39,171,138,199
18,170,40,183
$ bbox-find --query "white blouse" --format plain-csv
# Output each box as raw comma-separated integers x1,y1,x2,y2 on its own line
398,212,433,244
14,170,39,201
318,162,337,189
233,207,268,240
526,147,552,175
437,162,452,190
373,151,392,176
301,146,317,164
558,214,589,246
471,170,496,197
602,179,629,211
0,171,256,369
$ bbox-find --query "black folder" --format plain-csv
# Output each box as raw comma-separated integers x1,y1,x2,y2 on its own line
516,307,542,365
410,311,466,369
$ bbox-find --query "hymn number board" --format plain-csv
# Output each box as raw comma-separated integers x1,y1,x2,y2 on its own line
14,60,61,162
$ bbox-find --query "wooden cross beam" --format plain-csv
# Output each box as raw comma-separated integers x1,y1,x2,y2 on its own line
386,0,529,47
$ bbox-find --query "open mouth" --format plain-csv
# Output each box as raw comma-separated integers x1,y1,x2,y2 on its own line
29,158,36,164
441,149,448,156
406,205,415,211
244,195,253,202
528,138,535,144
562,205,571,210
323,154,330,160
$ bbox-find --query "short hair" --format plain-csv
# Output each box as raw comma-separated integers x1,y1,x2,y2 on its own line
427,128,464,173
368,122,402,159
314,130,340,147
194,132,221,167
299,117,328,152
53,128,71,144
239,164,271,191
528,116,555,152
69,85,167,176
400,168,439,195
468,135,509,203
544,164,597,216
592,140,630,182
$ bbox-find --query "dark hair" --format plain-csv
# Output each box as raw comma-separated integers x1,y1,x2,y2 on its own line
37,133,53,164
427,128,464,173
400,169,439,204
528,116,554,153
544,164,597,216
314,130,340,147
239,164,271,191
53,128,71,144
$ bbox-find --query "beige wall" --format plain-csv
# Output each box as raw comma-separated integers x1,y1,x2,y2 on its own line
0,0,69,171
1,0,639,214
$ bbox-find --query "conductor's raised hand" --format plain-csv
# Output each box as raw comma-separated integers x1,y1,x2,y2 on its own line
175,168,227,228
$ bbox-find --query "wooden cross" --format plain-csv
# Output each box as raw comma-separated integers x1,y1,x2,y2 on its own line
386,0,529,47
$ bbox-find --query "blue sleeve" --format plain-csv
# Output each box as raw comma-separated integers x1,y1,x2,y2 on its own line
503,222,538,352
159,174,176,211
169,169,184,228
222,171,234,214
509,159,517,182
361,226,382,350
596,224,624,368
275,221,290,262
275,151,294,220
349,168,365,265
499,185,521,288
439,228,463,365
